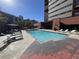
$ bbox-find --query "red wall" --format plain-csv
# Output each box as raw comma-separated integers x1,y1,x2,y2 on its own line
61,16,79,25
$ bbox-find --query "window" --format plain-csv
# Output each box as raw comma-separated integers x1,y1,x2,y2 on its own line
49,0,67,10
49,3,72,14
49,10,72,18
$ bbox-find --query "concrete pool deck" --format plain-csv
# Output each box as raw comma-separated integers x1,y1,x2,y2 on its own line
20,30,79,59
0,30,35,59
0,29,79,59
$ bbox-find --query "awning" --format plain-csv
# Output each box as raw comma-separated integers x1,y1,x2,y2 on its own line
7,24,18,27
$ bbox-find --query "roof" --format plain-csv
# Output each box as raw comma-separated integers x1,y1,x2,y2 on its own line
0,10,17,18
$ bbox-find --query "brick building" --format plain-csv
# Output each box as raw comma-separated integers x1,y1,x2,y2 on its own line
44,0,79,31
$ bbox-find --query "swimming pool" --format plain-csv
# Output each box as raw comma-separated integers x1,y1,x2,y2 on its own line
27,30,67,43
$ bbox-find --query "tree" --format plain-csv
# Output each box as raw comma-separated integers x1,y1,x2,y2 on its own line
23,19,38,29
23,19,32,28
31,20,38,24
0,17,8,33
14,17,24,29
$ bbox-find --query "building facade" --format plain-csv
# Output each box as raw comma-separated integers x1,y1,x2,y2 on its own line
44,0,79,31
48,0,73,21
0,11,21,33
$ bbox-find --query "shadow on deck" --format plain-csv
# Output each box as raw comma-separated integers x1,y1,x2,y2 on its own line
0,38,23,51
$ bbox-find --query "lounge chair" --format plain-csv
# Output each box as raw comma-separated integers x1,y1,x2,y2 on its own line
63,29,70,34
64,29,69,32
0,33,5,36
59,29,63,32
71,30,76,32
70,30,77,34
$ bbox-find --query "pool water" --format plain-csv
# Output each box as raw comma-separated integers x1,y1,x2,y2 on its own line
28,30,67,43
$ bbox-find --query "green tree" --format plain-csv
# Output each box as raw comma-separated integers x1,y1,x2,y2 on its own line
23,19,38,29
0,17,8,33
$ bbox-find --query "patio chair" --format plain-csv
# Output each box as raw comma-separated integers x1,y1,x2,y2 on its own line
63,29,70,34
59,29,63,32
71,30,76,32
64,29,69,32
0,33,5,36
70,30,76,34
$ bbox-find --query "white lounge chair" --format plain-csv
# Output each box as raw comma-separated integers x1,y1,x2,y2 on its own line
59,29,63,32
63,29,70,34
70,30,76,34
71,30,76,32
64,29,69,32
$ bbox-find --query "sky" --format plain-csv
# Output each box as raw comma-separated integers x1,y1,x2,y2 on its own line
0,0,44,22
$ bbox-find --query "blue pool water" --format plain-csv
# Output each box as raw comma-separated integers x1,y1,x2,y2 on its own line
28,30,67,43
